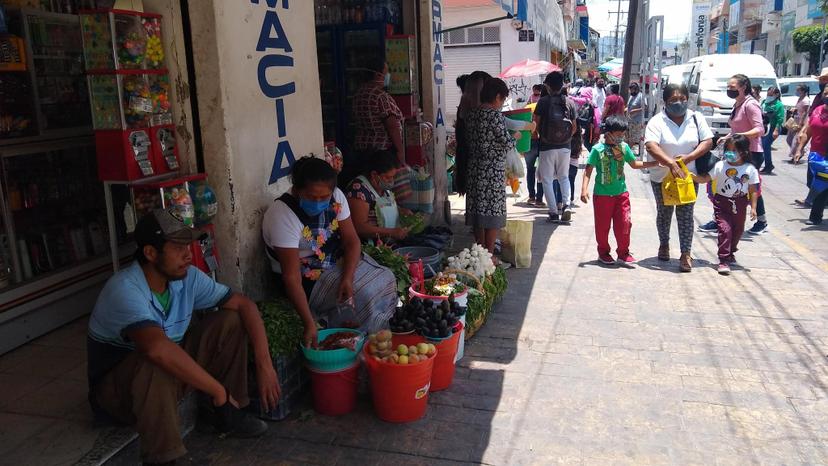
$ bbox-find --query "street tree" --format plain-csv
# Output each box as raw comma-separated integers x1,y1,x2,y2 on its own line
793,24,826,73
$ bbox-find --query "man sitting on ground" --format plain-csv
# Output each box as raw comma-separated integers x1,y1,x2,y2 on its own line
87,208,279,465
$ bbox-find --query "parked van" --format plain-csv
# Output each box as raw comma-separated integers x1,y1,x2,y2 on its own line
660,63,693,88
686,54,779,136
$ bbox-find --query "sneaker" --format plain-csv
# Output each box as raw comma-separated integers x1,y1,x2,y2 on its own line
535,200,547,208
211,400,268,438
747,221,768,235
524,197,536,206
617,254,638,267
560,208,572,224
726,254,737,265
805,219,822,226
760,168,774,175
698,220,718,232
547,213,560,223
599,254,616,265
717,263,731,275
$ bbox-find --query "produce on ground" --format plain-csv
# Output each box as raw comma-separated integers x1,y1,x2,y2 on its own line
395,297,461,339
363,243,411,297
424,273,465,297
446,243,496,278
259,298,305,357
367,330,436,364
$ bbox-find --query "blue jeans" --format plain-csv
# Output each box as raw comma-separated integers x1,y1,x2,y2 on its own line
761,133,777,171
524,140,543,201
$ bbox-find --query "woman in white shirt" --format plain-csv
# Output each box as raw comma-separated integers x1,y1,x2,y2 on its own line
644,83,714,272
263,157,395,346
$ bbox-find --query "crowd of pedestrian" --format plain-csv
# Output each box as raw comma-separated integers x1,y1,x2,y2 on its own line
452,67,827,276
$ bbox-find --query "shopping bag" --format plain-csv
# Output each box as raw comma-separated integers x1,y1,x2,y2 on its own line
392,165,414,204
402,167,434,213
505,147,525,178
500,220,533,268
661,159,697,206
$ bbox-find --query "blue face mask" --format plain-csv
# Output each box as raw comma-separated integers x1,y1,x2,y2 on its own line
666,101,688,116
766,95,777,103
724,150,739,163
299,197,331,217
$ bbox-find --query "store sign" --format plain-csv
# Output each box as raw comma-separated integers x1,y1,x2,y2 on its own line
518,30,535,42
809,0,825,19
432,0,445,129
252,0,298,184
692,1,710,58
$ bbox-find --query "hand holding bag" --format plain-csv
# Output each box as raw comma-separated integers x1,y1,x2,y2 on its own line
662,159,697,206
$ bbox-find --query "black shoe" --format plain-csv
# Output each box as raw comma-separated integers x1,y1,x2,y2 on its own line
747,221,768,235
560,209,572,224
698,220,717,232
805,219,822,226
760,168,774,175
209,401,268,438
547,213,560,223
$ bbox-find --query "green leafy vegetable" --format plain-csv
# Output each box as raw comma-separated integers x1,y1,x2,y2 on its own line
363,243,411,297
259,298,305,357
400,212,426,235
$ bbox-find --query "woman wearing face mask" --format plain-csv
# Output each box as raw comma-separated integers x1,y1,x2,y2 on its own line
346,149,410,242
760,86,785,174
787,84,810,164
263,157,396,344
644,83,714,272
724,74,768,235
792,83,828,224
464,78,516,254
627,82,645,156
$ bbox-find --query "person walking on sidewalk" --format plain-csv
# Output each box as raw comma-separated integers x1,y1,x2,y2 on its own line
760,86,785,174
533,71,578,224
87,209,278,465
725,74,768,235
523,84,545,207
787,84,810,163
794,84,828,224
627,82,646,156
644,83,714,272
692,135,760,275
581,116,660,267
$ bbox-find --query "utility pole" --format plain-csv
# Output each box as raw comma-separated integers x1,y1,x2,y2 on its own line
620,0,640,103
609,0,627,57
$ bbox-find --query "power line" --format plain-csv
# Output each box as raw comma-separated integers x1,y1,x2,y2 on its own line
608,0,629,57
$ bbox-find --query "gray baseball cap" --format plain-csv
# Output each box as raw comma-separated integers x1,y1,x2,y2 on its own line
134,208,206,246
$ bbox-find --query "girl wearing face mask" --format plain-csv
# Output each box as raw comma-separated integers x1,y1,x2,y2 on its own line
464,77,516,255
644,83,714,272
346,149,410,242
760,86,785,174
692,135,760,275
787,84,810,163
264,157,396,345
725,74,768,235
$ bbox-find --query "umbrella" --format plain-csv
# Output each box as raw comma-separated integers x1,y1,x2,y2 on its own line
608,67,658,84
597,58,623,72
499,59,561,79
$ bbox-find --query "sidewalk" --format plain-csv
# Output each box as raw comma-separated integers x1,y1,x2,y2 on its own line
3,145,828,465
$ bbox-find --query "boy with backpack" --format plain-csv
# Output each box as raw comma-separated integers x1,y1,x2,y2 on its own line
533,71,579,224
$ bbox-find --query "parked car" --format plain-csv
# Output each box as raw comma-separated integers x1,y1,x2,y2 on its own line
686,54,779,136
778,77,820,134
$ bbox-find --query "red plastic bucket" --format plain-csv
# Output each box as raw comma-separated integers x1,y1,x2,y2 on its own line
429,322,463,391
364,334,435,423
308,362,359,416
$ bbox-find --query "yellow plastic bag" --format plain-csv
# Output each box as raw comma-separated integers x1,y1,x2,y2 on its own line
661,159,697,206
500,219,533,268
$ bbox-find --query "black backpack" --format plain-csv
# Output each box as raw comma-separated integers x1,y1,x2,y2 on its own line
539,95,574,146
576,102,594,129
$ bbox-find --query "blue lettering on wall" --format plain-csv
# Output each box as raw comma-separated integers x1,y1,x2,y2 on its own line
252,0,297,184
432,0,445,128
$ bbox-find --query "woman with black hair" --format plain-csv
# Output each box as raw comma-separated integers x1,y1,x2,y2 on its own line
725,74,767,235
345,149,410,242
465,77,516,253
455,71,492,195
644,83,714,272
760,86,785,174
263,157,396,344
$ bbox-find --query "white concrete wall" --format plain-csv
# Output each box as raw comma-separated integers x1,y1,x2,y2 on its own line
187,0,324,297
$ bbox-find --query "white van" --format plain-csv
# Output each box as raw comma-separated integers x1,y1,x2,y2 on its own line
686,54,779,136
660,63,694,88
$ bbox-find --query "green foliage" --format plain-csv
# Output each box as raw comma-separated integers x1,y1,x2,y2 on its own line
259,298,305,358
793,25,825,55
363,243,411,297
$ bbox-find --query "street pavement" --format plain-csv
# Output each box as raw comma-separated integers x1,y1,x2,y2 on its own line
111,143,828,465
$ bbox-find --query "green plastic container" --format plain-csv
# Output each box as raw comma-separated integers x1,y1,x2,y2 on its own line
302,328,365,372
504,108,533,153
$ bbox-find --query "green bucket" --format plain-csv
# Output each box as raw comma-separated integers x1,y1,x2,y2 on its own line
504,108,533,153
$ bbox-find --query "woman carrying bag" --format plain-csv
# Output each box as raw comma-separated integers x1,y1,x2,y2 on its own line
644,83,714,272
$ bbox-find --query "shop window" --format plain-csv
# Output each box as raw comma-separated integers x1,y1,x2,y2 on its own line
483,26,499,43
446,29,465,45
467,27,484,44
794,63,802,76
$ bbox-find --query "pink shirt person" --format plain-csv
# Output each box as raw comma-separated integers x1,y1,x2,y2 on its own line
729,96,763,153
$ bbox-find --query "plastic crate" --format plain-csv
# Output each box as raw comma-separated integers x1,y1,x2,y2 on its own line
248,352,309,421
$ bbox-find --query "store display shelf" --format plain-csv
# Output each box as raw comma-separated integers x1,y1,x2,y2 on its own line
0,242,134,320
86,68,168,76
0,134,94,153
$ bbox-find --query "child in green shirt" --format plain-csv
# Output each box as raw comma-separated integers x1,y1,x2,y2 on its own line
580,115,659,266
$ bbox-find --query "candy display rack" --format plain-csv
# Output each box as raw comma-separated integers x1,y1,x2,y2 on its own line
79,7,179,181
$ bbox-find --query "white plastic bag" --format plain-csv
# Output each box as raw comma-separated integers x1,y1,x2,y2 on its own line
505,147,525,178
